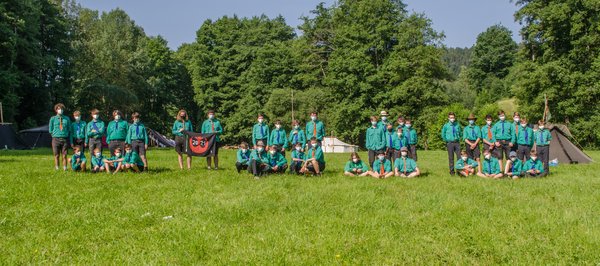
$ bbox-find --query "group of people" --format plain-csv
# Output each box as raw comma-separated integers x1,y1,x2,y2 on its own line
442,111,551,179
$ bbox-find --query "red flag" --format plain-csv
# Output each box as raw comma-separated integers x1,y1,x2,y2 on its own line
184,131,217,157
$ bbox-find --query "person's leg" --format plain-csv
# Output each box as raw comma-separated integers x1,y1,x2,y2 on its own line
540,146,550,176
517,145,526,161
81,162,86,172
177,153,184,169
61,141,68,170
447,142,456,175
368,150,375,168
384,172,394,178
344,171,356,176
409,145,417,161
213,144,219,169
311,161,320,174
236,162,242,173
206,157,212,169
108,142,116,157
466,145,474,160
131,164,140,172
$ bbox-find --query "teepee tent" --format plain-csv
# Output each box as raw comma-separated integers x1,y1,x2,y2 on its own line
0,124,30,150
322,136,359,153
546,124,593,164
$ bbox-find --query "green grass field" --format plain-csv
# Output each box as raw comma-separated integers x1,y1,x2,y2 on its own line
1,148,599,264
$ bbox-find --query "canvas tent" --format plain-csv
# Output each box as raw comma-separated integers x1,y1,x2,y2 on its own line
547,124,593,164
0,124,29,150
147,128,175,147
322,136,359,153
19,125,52,148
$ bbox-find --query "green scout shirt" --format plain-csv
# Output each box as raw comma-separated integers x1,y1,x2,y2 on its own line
86,119,105,143
250,149,268,164
305,120,325,141
344,160,369,172
49,115,71,139
237,149,251,165
404,127,418,145
288,128,306,147
377,120,392,131
455,158,478,170
441,121,462,142
71,153,87,168
201,119,223,142
480,124,496,143
524,158,544,173
269,128,288,148
534,129,552,146
123,151,144,166
304,145,325,165
373,158,392,173
492,120,513,141
384,130,396,149
291,149,305,161
463,125,481,141
508,160,524,176
516,125,534,146
71,120,86,140
252,123,270,146
91,155,105,167
366,126,385,150
267,152,287,168
106,120,129,143
126,122,148,145
172,120,193,137
482,157,501,174
394,157,418,173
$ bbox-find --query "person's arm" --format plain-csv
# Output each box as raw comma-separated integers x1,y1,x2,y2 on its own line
277,154,287,167
361,161,369,172
125,126,131,144
49,117,54,134
106,122,112,143
474,126,481,145
344,162,352,172
412,129,418,144
377,129,386,150
252,125,257,147
172,121,180,135
455,160,464,170
236,150,244,164
319,121,325,139
440,124,447,142
216,121,223,134
282,130,289,149
187,121,193,132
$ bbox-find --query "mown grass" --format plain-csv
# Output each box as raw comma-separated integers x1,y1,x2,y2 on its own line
1,148,599,264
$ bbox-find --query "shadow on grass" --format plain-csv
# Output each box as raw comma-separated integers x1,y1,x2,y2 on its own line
147,167,172,174
0,158,16,163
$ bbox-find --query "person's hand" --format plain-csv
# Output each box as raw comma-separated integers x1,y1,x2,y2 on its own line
495,141,501,147
357,169,363,173
84,143,88,147
179,128,184,132
273,166,278,171
145,144,148,150
281,147,285,152
509,143,514,147
470,144,476,150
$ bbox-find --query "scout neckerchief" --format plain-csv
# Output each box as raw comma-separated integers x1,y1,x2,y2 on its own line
512,161,516,174
270,153,277,166
211,120,215,132
524,126,529,143
313,122,317,138
115,119,119,130
515,123,519,135
451,122,457,140
487,125,492,140
59,115,63,131
294,129,299,143
76,121,81,136
406,130,411,144
471,126,476,140
380,160,385,175
242,150,248,160
276,129,280,143
487,159,492,174
92,120,100,133
260,123,264,138
388,132,393,147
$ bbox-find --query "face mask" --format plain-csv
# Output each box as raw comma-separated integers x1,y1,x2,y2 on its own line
75,116,81,121
387,128,393,132
486,120,492,125
115,115,120,120
531,156,537,161
269,150,276,155
397,132,402,137
311,143,317,147
208,114,214,119
275,125,281,129
295,147,301,151
539,126,545,130
115,153,121,157
510,157,517,162
485,155,491,160
381,117,387,121
461,156,468,161
294,125,299,129
257,147,264,152
371,121,377,126
405,124,411,128
241,149,247,153
352,158,359,163
258,119,263,123
92,114,99,120
533,129,539,132
514,118,520,123
401,152,408,157
468,120,474,125
521,123,527,127
134,119,140,124
378,156,385,161
449,118,455,123
75,152,81,156
57,109,63,115
499,116,505,121
311,116,317,121
399,122,405,127
96,152,102,157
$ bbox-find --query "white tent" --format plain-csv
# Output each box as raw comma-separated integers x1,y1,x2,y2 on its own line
322,136,359,153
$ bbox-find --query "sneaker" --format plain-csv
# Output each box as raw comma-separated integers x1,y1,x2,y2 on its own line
214,167,218,170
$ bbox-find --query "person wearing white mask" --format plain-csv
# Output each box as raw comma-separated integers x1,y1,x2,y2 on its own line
70,110,86,153
268,120,288,156
201,110,223,170
301,138,326,175
68,145,87,172
455,150,478,177
106,110,128,157
252,114,269,149
377,110,391,130
480,114,496,161
289,142,305,175
403,118,418,161
266,145,288,174
523,150,544,177
369,150,393,178
104,147,124,174
366,116,385,168
441,112,462,176
463,113,481,161
492,110,514,168
305,111,325,149
515,117,534,161
511,112,521,153
288,119,306,150
394,146,420,178
86,108,105,158
477,149,503,179
49,103,71,171
248,141,269,178
534,120,552,176
344,152,370,177
236,142,251,173
126,112,149,171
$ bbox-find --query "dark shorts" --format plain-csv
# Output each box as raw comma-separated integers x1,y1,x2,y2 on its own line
52,138,68,155
131,140,146,156
175,136,186,154
88,138,102,155
108,140,125,157
306,162,325,173
73,138,85,151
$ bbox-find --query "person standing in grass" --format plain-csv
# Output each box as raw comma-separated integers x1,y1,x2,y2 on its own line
441,112,461,176
480,114,496,160
455,150,478,177
288,120,306,150
370,150,393,178
384,124,400,162
301,137,325,175
515,117,534,161
403,118,418,161
122,144,144,173
366,116,385,168
395,115,405,131
534,120,552,176
305,111,325,148
504,151,524,179
269,120,288,157
463,113,481,161
236,142,251,173
267,145,288,174
248,141,269,178
91,148,106,173
394,147,420,178
104,147,124,174
289,143,305,175
49,103,71,171
86,109,105,158
106,110,128,157
71,110,86,153
69,145,87,172
344,152,370,177
377,110,391,130
477,149,503,179
172,109,193,170
126,112,148,171
201,110,223,170
252,114,269,148
511,112,521,153
524,150,544,177
493,110,514,170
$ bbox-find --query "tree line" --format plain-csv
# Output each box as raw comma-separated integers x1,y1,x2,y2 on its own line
1,0,599,149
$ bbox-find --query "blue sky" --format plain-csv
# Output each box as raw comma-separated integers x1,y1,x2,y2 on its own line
77,0,521,50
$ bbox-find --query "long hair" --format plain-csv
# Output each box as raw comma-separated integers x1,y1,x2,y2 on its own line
349,152,361,161
177,109,188,122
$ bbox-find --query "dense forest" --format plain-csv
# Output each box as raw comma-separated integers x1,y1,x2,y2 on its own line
1,0,599,149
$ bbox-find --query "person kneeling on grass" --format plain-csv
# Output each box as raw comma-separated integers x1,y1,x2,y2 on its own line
394,147,420,178
236,142,251,173
344,152,370,177
104,148,124,174
267,145,288,174
370,150,393,179
91,148,106,173
477,150,503,179
248,141,269,178
455,150,478,177
69,145,87,172
123,144,144,173
523,150,544,177
504,151,524,179
289,143,305,175
301,138,325,176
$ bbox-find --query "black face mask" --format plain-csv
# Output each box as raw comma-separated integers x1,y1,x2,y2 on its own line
387,128,392,132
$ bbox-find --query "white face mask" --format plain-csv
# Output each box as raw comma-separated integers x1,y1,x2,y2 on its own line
133,119,140,124
468,120,474,125
461,156,468,161
510,157,517,162
258,119,263,124
405,124,411,128
514,117,520,123
275,125,281,129
75,152,81,156
397,132,402,137
521,123,527,127
74,116,81,121
499,116,506,121
378,156,385,161
241,149,247,153
485,154,491,160
57,109,63,115
399,122,404,126
257,147,264,152
295,147,301,151
381,116,387,121
294,125,299,129
311,116,317,121
92,114,99,120
96,152,102,157
125,150,131,154
269,150,276,155
115,153,121,157
449,118,455,123
486,120,492,125
371,121,377,126
208,114,214,119
539,126,545,130
531,156,537,161
401,152,408,157
311,143,317,147
115,115,120,120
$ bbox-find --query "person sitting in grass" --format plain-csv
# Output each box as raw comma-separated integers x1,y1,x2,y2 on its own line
455,150,478,177
394,147,420,178
370,150,393,179
504,151,524,179
91,148,106,173
123,144,144,173
523,150,544,177
104,147,124,174
267,145,288,174
344,152,370,177
69,145,86,172
477,149,503,179
248,141,269,178
301,137,325,176
236,142,251,173
289,142,305,175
